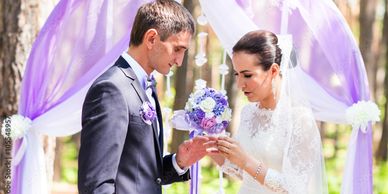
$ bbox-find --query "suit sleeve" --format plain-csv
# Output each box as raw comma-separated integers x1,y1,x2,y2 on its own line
78,81,129,194
162,154,190,185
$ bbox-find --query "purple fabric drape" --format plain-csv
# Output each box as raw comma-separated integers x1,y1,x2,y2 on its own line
12,0,151,193
235,0,372,193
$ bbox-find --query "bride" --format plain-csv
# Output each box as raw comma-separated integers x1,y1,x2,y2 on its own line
210,30,328,194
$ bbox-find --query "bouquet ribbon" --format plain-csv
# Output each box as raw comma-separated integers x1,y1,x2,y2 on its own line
171,110,201,194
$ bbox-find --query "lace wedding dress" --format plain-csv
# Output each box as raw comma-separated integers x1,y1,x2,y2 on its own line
221,102,325,194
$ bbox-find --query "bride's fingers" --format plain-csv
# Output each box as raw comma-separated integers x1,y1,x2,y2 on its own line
217,139,233,148
218,136,237,144
217,144,230,154
204,140,217,146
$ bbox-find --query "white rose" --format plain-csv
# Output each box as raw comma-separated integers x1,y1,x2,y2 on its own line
216,117,223,124
193,90,205,100
185,98,196,111
221,108,232,121
206,112,215,118
199,97,216,113
346,101,380,133
194,79,207,90
1,114,32,140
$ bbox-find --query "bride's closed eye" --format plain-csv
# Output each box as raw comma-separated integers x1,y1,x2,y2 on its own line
233,72,253,78
243,74,252,78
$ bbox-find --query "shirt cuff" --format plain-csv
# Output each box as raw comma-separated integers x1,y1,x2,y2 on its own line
172,153,189,176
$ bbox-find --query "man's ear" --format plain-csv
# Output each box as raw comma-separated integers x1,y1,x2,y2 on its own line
143,29,158,49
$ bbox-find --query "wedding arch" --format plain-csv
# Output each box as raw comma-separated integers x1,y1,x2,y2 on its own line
6,0,377,194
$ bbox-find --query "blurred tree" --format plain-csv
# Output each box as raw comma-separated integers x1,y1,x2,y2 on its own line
170,0,197,153
202,27,212,87
224,56,238,134
333,0,358,30
359,0,379,98
0,1,40,193
0,0,58,193
376,0,388,162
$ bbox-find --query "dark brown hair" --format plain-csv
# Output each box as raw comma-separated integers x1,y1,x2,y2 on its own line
232,30,282,71
130,0,195,46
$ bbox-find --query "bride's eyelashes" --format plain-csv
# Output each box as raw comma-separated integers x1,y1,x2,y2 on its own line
243,74,252,78
233,72,253,78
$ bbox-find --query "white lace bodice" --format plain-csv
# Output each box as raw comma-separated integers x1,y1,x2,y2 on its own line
221,103,322,194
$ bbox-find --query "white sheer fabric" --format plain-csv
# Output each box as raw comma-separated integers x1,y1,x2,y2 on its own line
199,0,351,124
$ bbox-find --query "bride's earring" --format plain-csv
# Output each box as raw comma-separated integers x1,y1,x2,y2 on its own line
272,79,276,100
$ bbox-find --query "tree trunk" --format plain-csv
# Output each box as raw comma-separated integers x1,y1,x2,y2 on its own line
170,0,199,153
0,0,58,193
0,1,39,193
334,0,357,29
376,0,388,162
224,56,238,134
170,54,193,153
359,0,379,98
53,138,63,181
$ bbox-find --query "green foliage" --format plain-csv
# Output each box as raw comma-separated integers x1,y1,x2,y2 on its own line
374,161,388,194
163,157,240,194
61,137,78,184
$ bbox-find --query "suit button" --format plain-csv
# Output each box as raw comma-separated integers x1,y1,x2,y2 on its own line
156,178,162,185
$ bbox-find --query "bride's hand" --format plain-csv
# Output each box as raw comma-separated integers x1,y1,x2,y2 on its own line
216,136,248,169
207,151,226,166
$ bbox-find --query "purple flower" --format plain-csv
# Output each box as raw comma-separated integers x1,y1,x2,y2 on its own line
214,94,228,106
213,103,225,116
200,117,217,130
187,108,205,128
139,102,157,125
222,121,229,129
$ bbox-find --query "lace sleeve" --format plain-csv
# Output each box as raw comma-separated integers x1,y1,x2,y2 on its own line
219,105,250,180
263,109,323,194
220,159,243,180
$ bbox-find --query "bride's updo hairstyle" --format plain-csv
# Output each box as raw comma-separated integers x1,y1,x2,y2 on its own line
232,30,282,71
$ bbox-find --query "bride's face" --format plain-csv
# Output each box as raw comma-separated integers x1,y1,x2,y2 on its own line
232,52,274,103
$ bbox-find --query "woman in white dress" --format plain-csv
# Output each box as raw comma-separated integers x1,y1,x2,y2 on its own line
211,30,328,194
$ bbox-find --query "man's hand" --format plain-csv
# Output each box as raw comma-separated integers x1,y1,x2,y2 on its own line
176,136,217,168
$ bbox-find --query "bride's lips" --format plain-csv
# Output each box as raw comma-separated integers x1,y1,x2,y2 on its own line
244,91,252,96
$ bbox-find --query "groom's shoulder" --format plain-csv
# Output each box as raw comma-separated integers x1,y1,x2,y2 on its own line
92,57,131,87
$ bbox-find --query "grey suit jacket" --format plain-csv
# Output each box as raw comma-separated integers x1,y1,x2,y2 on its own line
78,56,190,194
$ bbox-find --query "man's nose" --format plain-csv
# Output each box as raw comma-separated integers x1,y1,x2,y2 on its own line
175,53,186,67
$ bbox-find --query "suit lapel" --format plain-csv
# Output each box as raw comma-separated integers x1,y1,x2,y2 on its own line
116,56,163,161
152,89,164,153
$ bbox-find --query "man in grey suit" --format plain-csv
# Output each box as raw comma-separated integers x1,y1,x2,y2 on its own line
78,1,216,193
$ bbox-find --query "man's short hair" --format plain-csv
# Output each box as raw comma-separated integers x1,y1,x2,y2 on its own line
130,0,195,46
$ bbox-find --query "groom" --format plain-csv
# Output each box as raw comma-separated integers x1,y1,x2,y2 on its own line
78,1,215,193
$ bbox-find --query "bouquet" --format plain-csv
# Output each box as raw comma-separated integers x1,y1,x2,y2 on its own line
184,87,232,134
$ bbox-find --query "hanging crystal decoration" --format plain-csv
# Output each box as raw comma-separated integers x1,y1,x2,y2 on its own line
219,50,229,94
194,79,207,90
195,32,208,67
166,70,174,97
197,14,208,26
